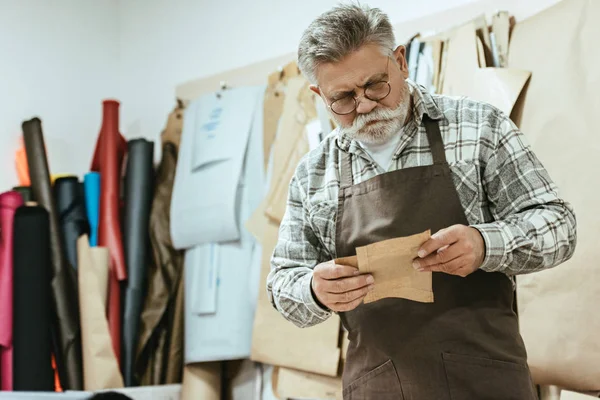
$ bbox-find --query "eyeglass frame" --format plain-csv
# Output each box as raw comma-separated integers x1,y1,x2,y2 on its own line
321,56,393,116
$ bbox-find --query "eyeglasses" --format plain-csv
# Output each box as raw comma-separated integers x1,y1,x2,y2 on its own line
326,57,392,115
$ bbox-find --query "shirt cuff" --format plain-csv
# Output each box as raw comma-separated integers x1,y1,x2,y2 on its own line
471,223,508,273
301,272,332,320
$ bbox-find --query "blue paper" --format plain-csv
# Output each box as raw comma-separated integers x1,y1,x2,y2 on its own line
83,172,100,247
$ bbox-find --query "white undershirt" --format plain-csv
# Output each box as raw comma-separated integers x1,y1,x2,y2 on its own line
357,127,404,171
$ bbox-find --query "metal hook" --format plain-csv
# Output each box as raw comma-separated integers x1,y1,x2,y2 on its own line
216,81,228,98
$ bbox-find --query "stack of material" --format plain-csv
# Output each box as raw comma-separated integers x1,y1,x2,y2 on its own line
1,99,177,394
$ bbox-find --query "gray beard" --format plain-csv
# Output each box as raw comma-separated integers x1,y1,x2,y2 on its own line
338,95,411,145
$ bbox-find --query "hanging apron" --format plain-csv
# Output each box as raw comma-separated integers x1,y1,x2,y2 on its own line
336,115,537,400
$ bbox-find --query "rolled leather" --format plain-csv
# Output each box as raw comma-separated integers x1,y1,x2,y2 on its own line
83,172,100,247
22,117,83,390
135,141,184,385
54,177,90,270
122,138,155,386
0,191,24,391
90,100,128,365
11,186,33,203
12,205,54,391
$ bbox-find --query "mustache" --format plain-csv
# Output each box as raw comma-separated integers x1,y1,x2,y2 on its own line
345,106,404,135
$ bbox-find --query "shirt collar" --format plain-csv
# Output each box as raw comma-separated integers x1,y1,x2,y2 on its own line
335,79,444,152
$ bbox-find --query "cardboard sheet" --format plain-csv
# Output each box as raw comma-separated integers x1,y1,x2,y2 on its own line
356,230,433,304
250,221,341,377
561,391,600,400
89,248,109,310
263,62,301,166
492,11,510,67
181,363,221,400
273,367,342,400
441,21,531,116
77,236,123,390
508,0,600,391
245,198,270,244
263,79,286,170
431,39,443,93
264,77,315,224
265,132,309,224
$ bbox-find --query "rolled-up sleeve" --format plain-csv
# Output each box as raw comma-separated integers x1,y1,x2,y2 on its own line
473,110,577,275
266,161,332,328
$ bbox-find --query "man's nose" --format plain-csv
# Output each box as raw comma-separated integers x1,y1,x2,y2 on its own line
355,96,378,114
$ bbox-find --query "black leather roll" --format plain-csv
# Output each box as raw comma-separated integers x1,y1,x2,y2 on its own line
122,138,155,386
12,186,33,203
54,176,90,270
22,117,83,390
12,205,54,391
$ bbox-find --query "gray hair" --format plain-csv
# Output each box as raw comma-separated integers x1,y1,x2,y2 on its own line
298,3,396,84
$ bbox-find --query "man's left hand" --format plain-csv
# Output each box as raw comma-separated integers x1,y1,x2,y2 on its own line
412,225,485,277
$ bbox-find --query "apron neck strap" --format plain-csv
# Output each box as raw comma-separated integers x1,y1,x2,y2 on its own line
423,115,446,164
340,150,353,189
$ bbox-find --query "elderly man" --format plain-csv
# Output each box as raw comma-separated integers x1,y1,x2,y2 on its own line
267,4,576,399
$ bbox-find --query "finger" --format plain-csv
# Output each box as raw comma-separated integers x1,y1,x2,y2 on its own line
332,296,366,312
318,263,360,280
325,284,374,304
320,274,374,294
413,243,462,270
417,225,462,258
419,256,467,274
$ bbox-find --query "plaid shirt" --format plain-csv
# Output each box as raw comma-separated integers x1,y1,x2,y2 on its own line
267,80,577,328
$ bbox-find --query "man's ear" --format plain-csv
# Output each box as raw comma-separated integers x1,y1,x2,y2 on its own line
393,45,409,77
309,85,321,96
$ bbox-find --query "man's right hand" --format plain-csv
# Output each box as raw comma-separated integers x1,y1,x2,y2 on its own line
311,260,374,312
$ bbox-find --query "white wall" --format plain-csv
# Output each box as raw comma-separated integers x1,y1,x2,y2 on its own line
1,0,558,191
116,0,479,149
0,0,120,192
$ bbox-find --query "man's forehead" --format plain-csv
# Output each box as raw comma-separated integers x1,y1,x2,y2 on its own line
317,45,388,94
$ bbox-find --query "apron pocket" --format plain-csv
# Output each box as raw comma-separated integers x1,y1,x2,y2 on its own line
442,352,536,400
342,359,404,400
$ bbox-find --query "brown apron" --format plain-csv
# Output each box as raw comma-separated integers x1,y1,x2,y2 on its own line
336,115,537,400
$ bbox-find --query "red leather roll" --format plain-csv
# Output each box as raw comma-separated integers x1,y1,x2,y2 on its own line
0,191,24,390
91,100,128,364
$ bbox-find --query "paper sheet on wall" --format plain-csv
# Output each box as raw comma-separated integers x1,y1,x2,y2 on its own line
264,77,316,223
184,87,266,362
189,244,219,315
170,85,264,248
250,221,341,377
441,21,531,116
509,0,600,391
305,120,323,151
415,43,434,92
408,37,421,81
